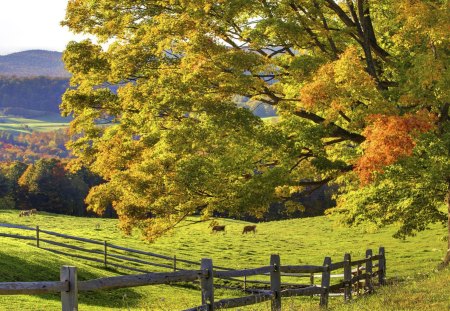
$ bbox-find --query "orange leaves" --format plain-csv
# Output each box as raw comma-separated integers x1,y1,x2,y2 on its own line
298,47,384,126
355,111,436,184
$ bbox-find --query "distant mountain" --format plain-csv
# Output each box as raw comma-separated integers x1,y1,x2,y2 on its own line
0,50,276,119
0,50,70,78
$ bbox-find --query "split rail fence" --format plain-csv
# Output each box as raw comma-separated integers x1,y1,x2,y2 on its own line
0,222,386,310
0,222,224,273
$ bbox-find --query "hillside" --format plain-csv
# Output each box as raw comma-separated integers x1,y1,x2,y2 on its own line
0,210,450,311
0,51,71,120
0,210,449,310
0,76,69,116
0,50,69,78
0,238,204,311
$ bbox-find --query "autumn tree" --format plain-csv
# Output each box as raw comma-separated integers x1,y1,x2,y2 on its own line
62,0,449,260
18,159,89,215
0,161,27,209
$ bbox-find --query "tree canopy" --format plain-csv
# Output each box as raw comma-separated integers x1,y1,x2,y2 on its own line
62,0,450,258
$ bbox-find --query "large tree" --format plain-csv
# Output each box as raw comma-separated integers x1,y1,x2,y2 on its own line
62,0,449,257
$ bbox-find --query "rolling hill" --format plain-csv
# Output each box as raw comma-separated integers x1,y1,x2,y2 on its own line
0,50,70,120
0,210,449,310
0,50,69,78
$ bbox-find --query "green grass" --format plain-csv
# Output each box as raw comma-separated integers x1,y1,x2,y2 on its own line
261,116,280,123
0,209,449,310
0,114,69,133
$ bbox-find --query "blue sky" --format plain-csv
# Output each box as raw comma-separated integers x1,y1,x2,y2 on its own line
0,0,86,55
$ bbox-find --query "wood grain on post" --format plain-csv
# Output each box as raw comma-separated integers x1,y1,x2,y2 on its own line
60,266,78,311
270,254,281,311
365,249,374,293
36,226,40,248
319,257,331,307
200,258,214,310
0,281,68,295
343,253,352,301
309,272,315,298
378,247,386,285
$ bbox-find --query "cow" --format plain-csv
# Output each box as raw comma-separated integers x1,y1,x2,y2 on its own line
19,210,31,217
242,225,256,234
211,225,226,233
19,209,37,217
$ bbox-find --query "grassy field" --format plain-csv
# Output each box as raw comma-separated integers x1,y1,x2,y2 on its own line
0,114,70,134
0,209,449,310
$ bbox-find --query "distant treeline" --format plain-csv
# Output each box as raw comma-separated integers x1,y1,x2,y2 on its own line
0,129,334,220
0,159,114,217
0,76,69,115
0,130,70,162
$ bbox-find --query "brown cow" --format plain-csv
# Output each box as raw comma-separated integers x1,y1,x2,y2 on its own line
19,209,37,217
211,225,226,233
19,210,30,217
242,225,256,234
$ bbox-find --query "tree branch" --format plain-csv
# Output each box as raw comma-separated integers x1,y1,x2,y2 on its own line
293,109,365,143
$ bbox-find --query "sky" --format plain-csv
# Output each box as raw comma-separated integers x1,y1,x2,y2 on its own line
0,0,86,55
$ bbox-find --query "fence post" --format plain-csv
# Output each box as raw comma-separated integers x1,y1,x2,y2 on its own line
36,226,40,248
270,254,281,311
201,258,214,311
343,253,352,302
378,247,386,285
366,249,374,293
356,263,361,295
173,255,177,272
60,266,78,311
244,269,247,291
103,241,107,268
319,257,331,307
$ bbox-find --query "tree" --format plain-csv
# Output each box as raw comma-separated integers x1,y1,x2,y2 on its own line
18,158,89,215
0,161,28,209
62,0,450,256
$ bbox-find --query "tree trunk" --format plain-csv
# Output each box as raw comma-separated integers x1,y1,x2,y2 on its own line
441,180,450,267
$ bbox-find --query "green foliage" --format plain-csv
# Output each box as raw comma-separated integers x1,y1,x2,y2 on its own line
61,0,450,242
12,159,102,216
333,130,450,239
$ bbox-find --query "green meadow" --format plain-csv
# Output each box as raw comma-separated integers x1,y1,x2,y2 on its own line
0,209,449,310
0,115,69,134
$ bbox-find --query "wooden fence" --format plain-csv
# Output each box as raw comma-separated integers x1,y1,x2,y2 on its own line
0,222,387,310
0,222,234,273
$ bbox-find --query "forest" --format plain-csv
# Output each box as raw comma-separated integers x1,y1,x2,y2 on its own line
0,76,69,116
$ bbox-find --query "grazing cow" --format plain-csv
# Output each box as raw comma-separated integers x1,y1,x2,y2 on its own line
19,209,37,217
211,225,226,233
242,225,256,234
19,210,31,217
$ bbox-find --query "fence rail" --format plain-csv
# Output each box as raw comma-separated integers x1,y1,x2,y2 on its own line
0,222,231,274
0,223,387,310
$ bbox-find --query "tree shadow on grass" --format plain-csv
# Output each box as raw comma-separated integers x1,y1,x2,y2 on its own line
0,252,145,309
